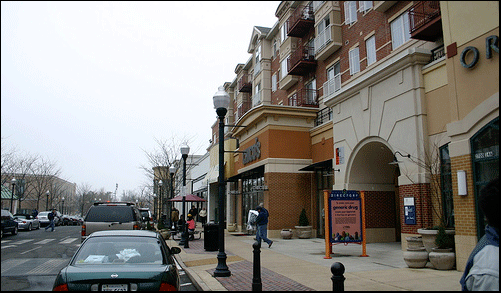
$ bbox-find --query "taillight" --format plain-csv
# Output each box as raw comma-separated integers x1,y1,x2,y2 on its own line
81,225,86,236
133,224,139,230
159,282,177,291
53,283,69,291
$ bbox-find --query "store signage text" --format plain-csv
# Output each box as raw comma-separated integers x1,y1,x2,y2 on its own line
460,35,498,69
243,138,261,165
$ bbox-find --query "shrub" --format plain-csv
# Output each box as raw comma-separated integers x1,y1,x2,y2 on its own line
298,208,309,226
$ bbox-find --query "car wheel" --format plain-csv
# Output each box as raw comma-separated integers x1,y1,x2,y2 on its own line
12,226,18,235
28,223,32,231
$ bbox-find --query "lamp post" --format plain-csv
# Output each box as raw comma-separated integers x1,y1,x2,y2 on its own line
46,190,50,211
159,180,163,220
169,165,176,229
61,197,65,214
213,86,231,277
10,178,16,213
179,144,190,248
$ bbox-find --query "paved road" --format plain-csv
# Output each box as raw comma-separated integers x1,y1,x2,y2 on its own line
1,225,198,291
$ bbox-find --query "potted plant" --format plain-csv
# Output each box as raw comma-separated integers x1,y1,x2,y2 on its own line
280,229,293,239
295,208,312,239
428,225,456,270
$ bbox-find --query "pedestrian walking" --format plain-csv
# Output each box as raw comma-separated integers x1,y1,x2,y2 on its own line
199,207,207,226
255,205,273,248
45,209,56,232
460,177,499,291
171,207,179,230
32,209,38,219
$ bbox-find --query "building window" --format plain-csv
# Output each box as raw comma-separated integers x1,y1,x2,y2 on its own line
391,11,411,50
324,62,341,96
281,23,287,43
254,44,262,75
366,35,376,66
349,47,360,75
305,79,317,104
280,56,288,79
439,144,454,228
272,73,277,92
273,40,277,58
344,1,357,25
359,1,372,13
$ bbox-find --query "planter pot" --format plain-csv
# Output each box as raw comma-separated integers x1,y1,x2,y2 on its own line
417,228,455,253
295,226,312,239
227,223,238,232
281,229,293,239
403,247,429,268
405,236,424,250
429,248,455,270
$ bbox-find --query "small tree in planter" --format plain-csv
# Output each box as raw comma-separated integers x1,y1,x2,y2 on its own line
295,208,312,238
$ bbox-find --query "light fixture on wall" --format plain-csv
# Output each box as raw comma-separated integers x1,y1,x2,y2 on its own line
389,151,411,165
457,170,467,196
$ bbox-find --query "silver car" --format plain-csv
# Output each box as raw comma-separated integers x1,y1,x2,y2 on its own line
14,214,40,231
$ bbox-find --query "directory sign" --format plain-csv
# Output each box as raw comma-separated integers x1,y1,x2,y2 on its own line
328,190,362,243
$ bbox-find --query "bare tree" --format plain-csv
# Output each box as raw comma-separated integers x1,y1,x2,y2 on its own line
29,157,62,210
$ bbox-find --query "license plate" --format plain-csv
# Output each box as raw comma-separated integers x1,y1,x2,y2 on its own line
101,284,128,291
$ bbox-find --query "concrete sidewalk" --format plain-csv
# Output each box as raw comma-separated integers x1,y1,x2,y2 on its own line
165,229,463,291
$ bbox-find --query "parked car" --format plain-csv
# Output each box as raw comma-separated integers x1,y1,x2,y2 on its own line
13,214,40,231
81,202,143,242
38,210,62,227
1,209,19,238
138,208,154,229
53,230,181,291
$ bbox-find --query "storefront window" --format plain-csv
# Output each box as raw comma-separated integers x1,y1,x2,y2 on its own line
471,117,499,239
241,167,265,232
440,144,454,228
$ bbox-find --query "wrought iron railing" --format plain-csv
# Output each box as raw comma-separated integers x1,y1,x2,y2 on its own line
430,45,445,62
288,89,319,107
315,107,332,126
409,1,440,34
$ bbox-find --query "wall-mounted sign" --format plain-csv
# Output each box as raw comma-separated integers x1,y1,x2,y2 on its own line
404,197,416,225
460,35,498,69
336,147,344,165
243,138,261,165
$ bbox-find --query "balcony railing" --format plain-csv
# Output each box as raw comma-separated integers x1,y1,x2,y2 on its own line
315,107,332,126
288,43,316,76
322,75,341,98
409,1,442,42
286,5,315,37
288,88,319,107
430,45,445,62
237,97,252,120
314,24,333,55
238,74,252,92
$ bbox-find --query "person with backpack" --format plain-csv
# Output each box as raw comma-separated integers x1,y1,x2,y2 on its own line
45,209,56,232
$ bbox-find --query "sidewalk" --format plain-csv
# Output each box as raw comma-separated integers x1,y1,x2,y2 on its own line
165,228,463,291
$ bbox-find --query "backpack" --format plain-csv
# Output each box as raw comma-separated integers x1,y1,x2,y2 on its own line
48,212,55,220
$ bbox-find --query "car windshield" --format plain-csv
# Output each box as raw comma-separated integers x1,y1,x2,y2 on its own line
15,215,27,219
140,211,149,218
72,236,164,265
85,206,135,222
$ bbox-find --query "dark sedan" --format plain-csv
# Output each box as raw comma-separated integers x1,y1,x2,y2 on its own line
52,230,181,291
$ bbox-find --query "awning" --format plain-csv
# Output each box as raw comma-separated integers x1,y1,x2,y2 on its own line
204,165,219,184
167,194,206,202
299,159,333,171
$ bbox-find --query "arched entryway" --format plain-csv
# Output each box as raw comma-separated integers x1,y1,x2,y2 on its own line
347,139,401,242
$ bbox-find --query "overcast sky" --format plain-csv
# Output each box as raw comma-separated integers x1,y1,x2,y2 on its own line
1,1,281,195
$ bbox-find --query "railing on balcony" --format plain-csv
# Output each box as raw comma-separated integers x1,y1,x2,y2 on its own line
314,24,333,55
322,75,341,98
315,107,332,126
254,61,261,77
430,45,445,63
288,88,319,107
409,1,442,42
252,91,261,107
286,4,315,37
238,74,252,92
288,43,316,76
237,97,252,120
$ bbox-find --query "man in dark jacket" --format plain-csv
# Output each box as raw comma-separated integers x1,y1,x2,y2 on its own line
45,209,56,232
255,205,273,248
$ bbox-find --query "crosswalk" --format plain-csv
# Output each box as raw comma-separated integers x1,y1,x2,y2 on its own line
1,237,80,249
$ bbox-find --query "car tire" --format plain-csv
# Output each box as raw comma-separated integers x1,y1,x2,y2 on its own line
28,223,32,231
12,226,18,235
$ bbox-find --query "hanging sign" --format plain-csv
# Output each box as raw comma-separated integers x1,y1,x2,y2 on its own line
328,190,362,243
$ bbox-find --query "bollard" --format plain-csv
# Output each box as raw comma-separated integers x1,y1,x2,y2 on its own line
252,241,262,291
331,262,345,291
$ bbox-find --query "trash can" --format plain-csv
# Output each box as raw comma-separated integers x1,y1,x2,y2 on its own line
204,222,219,251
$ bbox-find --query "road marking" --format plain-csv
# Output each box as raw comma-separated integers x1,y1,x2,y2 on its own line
1,245,15,249
1,240,12,244
20,246,42,254
1,258,30,274
12,239,34,245
25,258,69,275
34,239,55,245
60,238,78,244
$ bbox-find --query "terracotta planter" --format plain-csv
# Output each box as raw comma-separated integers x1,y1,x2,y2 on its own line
295,226,312,239
281,229,293,239
429,248,455,270
417,228,455,253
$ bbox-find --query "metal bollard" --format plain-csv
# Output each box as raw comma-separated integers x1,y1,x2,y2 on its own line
331,262,345,291
252,241,262,291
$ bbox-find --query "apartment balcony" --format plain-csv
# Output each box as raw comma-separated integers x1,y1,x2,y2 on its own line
288,43,317,76
286,5,315,38
314,23,342,61
288,88,319,108
237,96,252,119
409,1,442,42
238,74,252,92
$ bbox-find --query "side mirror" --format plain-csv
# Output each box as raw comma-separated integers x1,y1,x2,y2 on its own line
170,247,181,255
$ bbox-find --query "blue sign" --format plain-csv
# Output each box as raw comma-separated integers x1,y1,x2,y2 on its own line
404,205,416,225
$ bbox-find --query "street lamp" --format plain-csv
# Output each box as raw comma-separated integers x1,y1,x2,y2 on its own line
10,178,16,213
213,85,231,277
46,190,50,211
159,180,163,220
169,165,176,228
61,197,65,214
179,144,190,248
